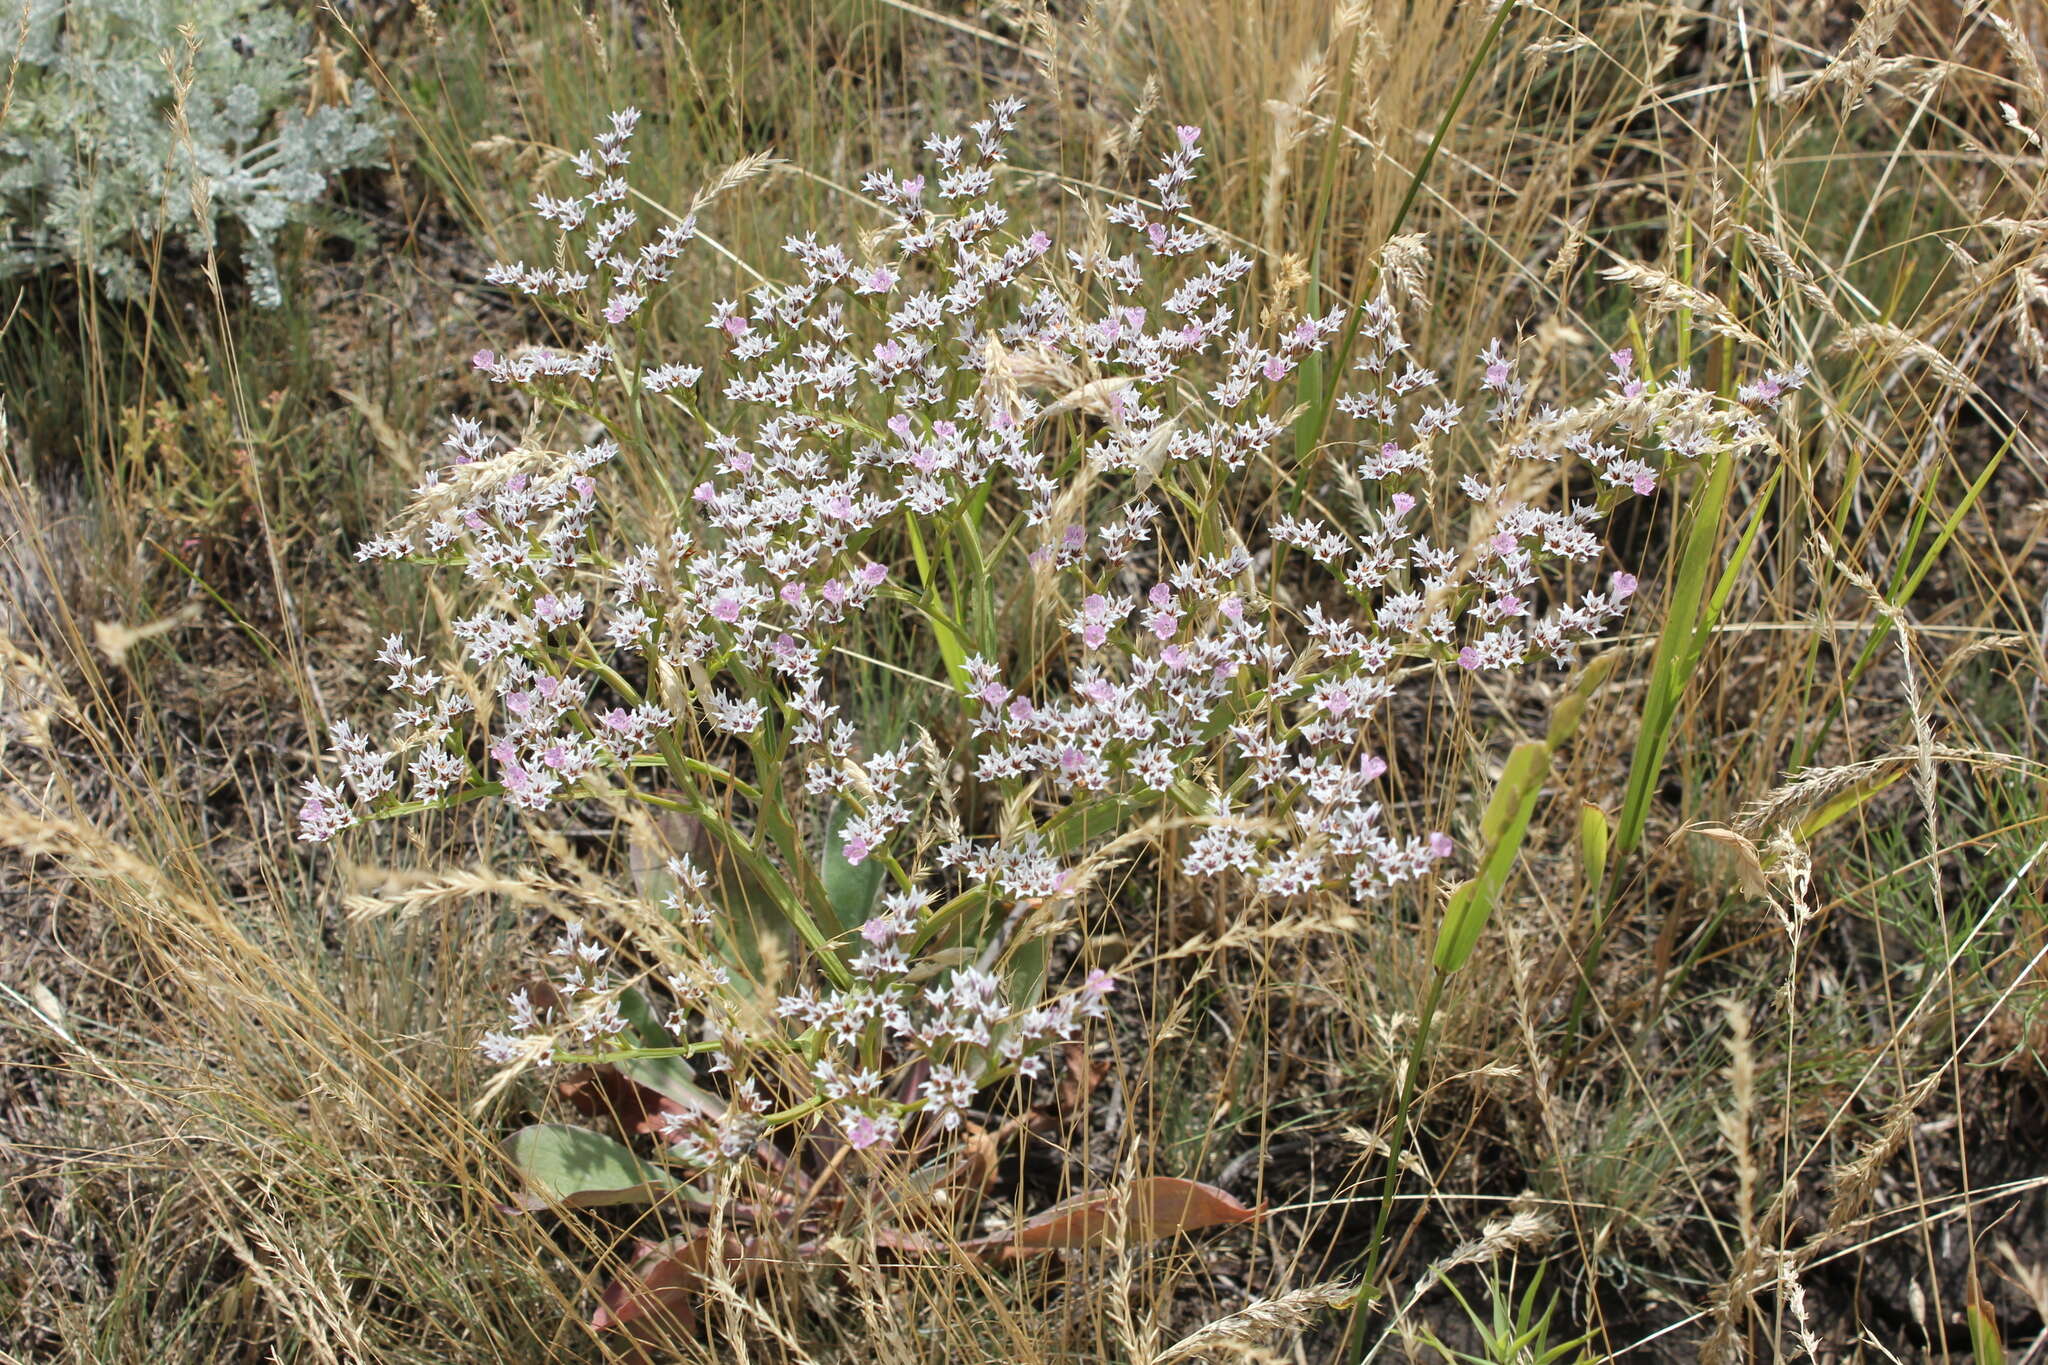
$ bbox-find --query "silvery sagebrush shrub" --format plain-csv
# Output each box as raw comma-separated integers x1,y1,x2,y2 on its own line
301,102,1805,1179
0,0,384,307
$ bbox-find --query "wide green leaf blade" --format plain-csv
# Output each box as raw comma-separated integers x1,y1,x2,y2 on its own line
503,1123,686,1210
822,797,886,933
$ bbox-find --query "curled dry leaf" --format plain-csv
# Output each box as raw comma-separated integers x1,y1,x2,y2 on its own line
1054,1041,1109,1115
589,1175,1264,1337
964,1176,1265,1260
593,1232,762,1336
948,1121,1005,1201
1686,824,1770,899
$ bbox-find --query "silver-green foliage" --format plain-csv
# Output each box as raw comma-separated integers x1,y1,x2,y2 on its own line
0,0,385,307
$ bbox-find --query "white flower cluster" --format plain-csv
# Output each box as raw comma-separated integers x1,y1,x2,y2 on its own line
302,100,1787,1153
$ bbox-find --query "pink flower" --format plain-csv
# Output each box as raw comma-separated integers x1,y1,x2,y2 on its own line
1611,572,1639,600
1457,646,1481,670
844,1113,891,1151
1428,832,1455,858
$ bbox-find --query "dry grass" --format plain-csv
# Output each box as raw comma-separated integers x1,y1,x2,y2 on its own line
5,0,2048,1362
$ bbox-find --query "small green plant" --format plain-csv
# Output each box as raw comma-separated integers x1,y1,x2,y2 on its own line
0,0,385,306
1427,1264,1596,1365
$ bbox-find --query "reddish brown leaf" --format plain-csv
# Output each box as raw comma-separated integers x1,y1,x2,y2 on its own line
522,978,566,1013
792,1224,949,1263
1054,1042,1107,1115
593,1231,772,1339
557,1064,692,1139
964,1177,1264,1260
595,1235,712,1335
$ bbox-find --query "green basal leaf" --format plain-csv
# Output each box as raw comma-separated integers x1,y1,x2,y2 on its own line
616,1053,727,1119
822,797,886,933
503,1123,689,1210
1000,932,1048,1016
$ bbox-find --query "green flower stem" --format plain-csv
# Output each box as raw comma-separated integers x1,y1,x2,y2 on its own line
1337,965,1448,1358
557,1040,724,1064
651,731,853,991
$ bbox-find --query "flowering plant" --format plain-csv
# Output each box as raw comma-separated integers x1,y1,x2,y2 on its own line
300,98,1795,1330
